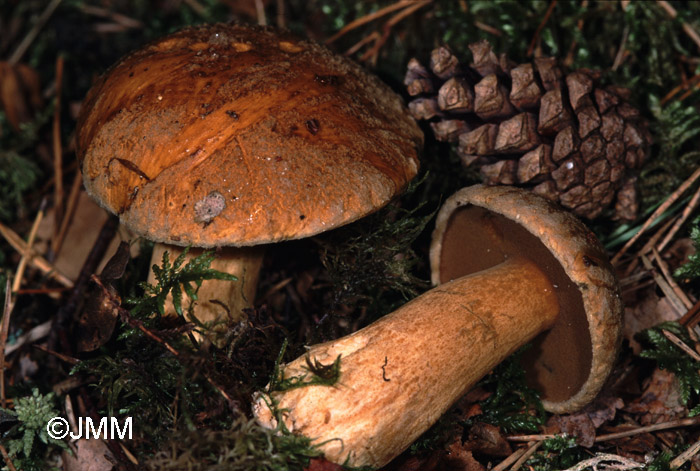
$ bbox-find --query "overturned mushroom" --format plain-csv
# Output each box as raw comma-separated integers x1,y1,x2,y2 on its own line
253,185,622,468
76,24,421,334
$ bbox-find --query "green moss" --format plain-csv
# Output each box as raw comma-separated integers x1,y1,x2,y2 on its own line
146,417,321,471
638,321,700,410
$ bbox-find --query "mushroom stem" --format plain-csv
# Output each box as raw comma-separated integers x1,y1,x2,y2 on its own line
253,255,559,468
148,243,264,334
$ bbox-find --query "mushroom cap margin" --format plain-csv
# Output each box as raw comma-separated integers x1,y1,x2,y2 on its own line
430,185,623,413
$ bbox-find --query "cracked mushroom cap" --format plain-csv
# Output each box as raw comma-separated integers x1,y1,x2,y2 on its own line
76,23,421,247
430,185,623,413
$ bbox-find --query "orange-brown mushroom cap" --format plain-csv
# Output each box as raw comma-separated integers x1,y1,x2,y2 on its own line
430,185,623,413
76,23,421,247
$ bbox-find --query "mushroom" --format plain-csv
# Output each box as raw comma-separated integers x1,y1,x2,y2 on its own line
76,24,421,333
253,185,622,468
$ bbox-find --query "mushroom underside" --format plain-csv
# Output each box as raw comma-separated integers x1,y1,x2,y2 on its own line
437,204,593,404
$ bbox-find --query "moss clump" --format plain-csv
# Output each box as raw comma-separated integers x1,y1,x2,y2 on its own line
146,417,321,471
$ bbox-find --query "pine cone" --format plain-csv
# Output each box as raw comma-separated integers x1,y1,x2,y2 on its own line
405,40,652,221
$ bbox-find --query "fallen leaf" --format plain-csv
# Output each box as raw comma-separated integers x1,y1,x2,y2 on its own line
62,437,115,471
441,442,486,471
463,422,512,456
585,394,624,428
549,413,596,447
75,242,130,352
624,292,680,354
624,368,687,425
0,61,42,131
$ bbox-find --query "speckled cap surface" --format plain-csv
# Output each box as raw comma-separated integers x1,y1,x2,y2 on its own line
430,185,623,413
77,23,421,247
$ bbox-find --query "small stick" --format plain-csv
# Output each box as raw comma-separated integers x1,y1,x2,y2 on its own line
119,442,139,465
680,298,700,328
51,169,82,256
33,344,80,365
594,416,700,442
612,166,700,265
0,443,17,471
0,221,73,287
78,4,143,29
359,1,431,64
345,31,380,56
652,248,694,310
8,0,62,64
507,434,557,442
510,417,700,444
527,0,558,57
90,274,234,404
52,56,65,243
624,216,678,277
658,182,700,253
564,0,588,67
4,320,52,356
563,453,643,471
670,438,700,469
641,254,686,316
474,21,502,37
511,441,541,471
662,329,700,362
255,0,267,26
657,1,700,51
1,280,12,408
12,198,47,294
612,25,629,71
326,0,415,44
492,446,528,471
660,73,700,106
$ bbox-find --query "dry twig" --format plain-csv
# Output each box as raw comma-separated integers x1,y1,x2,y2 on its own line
359,1,431,64
0,442,17,471
511,441,541,471
657,1,700,51
1,279,12,408
0,221,73,287
562,453,643,471
662,328,700,361
325,0,416,44
9,0,62,64
89,274,235,405
78,4,143,29
658,182,700,253
671,438,700,468
594,416,700,441
661,73,700,106
326,0,431,65
12,198,47,294
492,446,528,471
527,0,558,57
52,56,64,243
52,170,82,256
509,416,700,443
612,166,700,265
4,320,52,356
652,248,694,309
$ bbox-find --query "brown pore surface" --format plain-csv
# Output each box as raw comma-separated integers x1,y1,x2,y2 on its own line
438,205,592,403
77,24,421,247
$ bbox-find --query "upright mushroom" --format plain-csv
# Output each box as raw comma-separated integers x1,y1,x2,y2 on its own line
76,24,421,332
253,185,622,468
